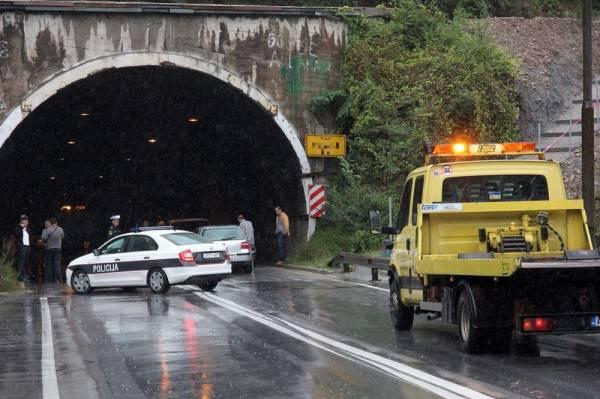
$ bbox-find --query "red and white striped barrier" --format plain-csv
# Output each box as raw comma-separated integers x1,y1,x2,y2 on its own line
309,184,326,218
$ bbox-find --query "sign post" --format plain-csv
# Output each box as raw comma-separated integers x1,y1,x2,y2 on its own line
305,134,346,157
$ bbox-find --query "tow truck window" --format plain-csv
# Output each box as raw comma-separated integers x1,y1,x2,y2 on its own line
442,175,549,203
127,235,158,252
397,179,413,230
412,176,424,225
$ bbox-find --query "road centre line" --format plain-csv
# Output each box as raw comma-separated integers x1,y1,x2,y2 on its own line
40,297,60,399
192,290,493,399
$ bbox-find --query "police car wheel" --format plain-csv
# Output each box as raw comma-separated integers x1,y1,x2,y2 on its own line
71,271,92,295
148,269,170,294
198,280,219,291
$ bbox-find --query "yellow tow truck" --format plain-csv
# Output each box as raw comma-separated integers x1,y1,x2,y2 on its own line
369,141,600,353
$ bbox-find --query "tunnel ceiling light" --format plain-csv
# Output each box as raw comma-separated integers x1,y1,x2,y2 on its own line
80,112,91,117
49,176,55,180
188,116,199,123
67,140,76,145
59,157,65,161
98,175,104,179
148,138,158,144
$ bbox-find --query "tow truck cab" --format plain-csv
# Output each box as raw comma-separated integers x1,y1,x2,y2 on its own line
372,142,600,353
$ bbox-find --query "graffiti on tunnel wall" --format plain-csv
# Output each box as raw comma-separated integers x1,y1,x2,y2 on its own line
0,8,347,137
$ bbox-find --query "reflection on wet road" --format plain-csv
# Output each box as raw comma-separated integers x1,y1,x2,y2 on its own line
1,266,600,398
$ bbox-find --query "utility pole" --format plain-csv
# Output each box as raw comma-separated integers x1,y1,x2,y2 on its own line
582,0,595,233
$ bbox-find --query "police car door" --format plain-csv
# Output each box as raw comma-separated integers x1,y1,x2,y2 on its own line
120,235,159,286
90,236,130,287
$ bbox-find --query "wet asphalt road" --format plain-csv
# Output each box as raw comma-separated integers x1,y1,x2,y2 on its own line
1,266,600,399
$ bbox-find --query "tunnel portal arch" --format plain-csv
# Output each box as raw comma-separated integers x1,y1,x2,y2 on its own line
0,51,316,239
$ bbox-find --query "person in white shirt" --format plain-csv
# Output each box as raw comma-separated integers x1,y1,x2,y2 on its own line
238,213,255,249
15,214,31,282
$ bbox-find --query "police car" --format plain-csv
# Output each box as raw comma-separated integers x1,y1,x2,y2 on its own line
66,227,231,294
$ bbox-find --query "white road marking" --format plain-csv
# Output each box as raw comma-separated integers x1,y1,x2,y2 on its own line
194,291,494,399
40,297,60,399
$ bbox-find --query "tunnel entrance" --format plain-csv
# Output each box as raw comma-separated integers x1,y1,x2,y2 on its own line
0,66,306,262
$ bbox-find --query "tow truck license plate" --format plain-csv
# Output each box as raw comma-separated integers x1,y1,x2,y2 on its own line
591,316,600,328
203,252,221,259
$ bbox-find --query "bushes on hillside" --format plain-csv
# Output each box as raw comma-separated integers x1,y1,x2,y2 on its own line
314,1,520,233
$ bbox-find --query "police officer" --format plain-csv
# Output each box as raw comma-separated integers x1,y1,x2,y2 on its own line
107,215,121,239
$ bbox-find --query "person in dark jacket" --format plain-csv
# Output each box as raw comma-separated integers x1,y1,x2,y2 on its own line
41,217,64,283
15,214,31,282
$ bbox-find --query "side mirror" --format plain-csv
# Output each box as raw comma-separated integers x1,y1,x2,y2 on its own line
93,248,100,256
369,210,382,234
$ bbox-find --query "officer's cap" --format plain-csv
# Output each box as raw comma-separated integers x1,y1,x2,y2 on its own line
20,214,29,220
110,215,120,221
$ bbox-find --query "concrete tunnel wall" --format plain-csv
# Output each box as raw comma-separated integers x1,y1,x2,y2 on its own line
0,7,349,241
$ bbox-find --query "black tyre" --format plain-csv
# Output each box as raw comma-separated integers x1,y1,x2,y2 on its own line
389,278,414,331
457,289,488,353
147,269,170,294
198,280,219,291
243,261,254,274
71,271,92,295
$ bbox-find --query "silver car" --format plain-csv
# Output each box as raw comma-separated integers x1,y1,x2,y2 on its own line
196,225,255,273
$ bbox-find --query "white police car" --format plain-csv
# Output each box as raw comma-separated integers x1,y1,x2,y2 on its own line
66,228,231,294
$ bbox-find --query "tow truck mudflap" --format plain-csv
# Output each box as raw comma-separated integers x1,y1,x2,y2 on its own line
521,249,600,269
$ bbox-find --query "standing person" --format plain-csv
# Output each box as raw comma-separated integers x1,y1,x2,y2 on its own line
238,213,255,249
108,215,121,239
41,217,64,284
15,215,31,282
274,206,290,266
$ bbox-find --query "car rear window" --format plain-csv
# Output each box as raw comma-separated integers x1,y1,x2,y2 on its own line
162,233,210,245
442,175,549,202
201,227,244,241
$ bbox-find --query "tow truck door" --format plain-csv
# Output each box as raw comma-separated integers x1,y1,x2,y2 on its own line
394,175,424,303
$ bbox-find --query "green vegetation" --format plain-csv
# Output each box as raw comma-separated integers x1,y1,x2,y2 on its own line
292,0,521,266
0,254,21,292
287,226,381,267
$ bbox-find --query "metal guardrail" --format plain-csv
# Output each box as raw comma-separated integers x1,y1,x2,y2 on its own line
330,252,390,281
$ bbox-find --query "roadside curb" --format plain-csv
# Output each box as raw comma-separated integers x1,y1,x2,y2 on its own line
264,263,340,274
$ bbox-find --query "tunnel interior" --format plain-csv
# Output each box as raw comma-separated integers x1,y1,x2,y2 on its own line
0,66,305,261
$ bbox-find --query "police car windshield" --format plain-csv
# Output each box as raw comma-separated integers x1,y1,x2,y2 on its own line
201,227,244,241
162,232,210,245
442,175,549,203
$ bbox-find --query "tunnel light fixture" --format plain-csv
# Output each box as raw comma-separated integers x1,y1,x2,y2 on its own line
188,116,199,123
49,176,56,180
98,175,104,179
80,111,91,117
148,138,158,144
67,140,76,145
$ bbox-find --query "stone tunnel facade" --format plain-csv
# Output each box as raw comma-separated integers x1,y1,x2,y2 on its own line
0,2,348,177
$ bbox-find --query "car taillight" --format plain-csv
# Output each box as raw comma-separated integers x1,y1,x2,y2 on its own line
241,241,251,251
522,317,554,332
179,249,195,263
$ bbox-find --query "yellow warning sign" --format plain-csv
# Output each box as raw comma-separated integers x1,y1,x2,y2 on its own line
305,134,347,157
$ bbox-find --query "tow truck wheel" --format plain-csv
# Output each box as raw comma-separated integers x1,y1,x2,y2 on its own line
457,289,487,353
389,278,414,331
71,271,92,295
198,280,219,291
148,268,170,294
